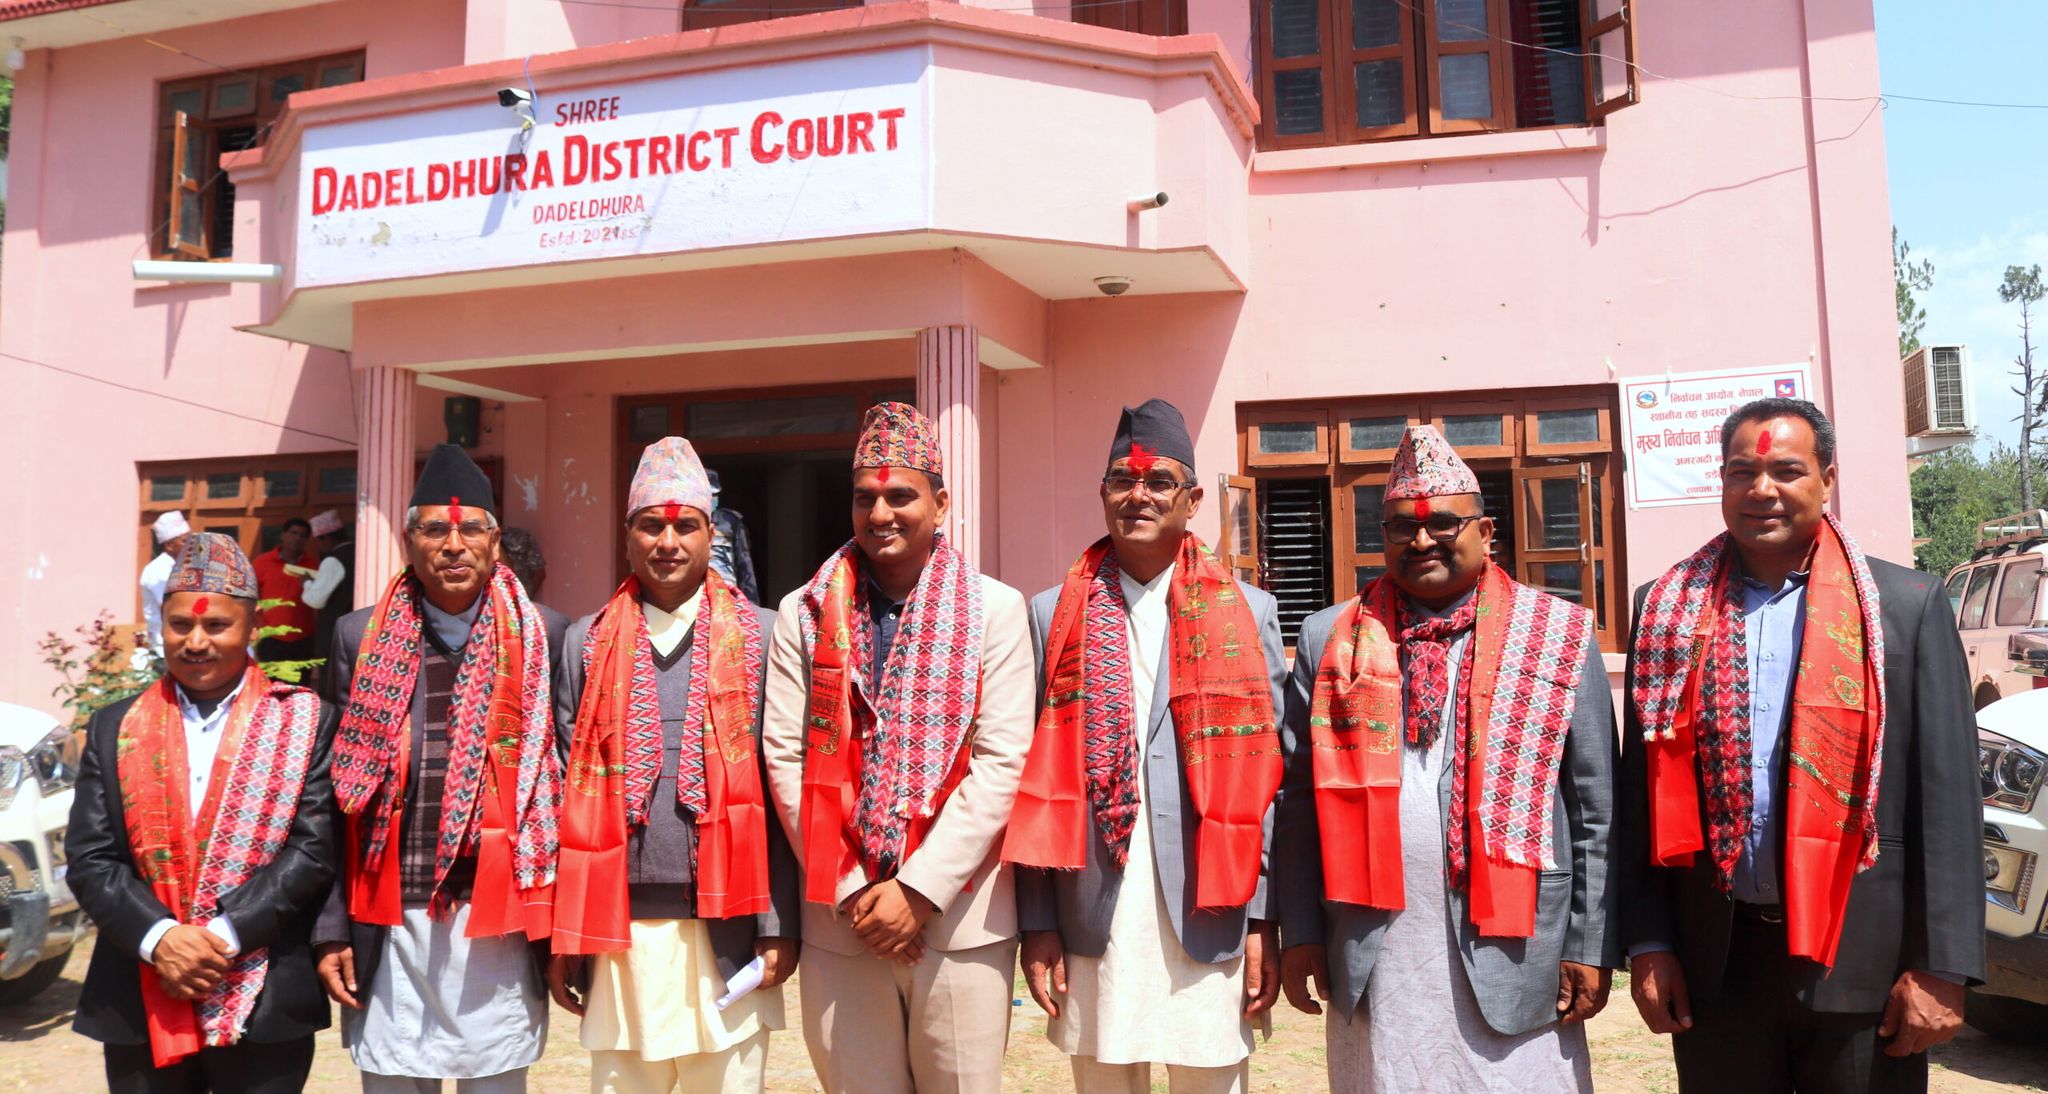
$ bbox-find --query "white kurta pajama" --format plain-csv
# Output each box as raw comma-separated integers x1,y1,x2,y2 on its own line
1046,568,1257,1093
1322,616,1591,1094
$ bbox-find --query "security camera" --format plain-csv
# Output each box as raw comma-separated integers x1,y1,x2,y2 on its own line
496,87,533,109
1094,276,1134,297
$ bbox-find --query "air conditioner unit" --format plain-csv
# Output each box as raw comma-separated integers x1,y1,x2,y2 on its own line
1902,343,1974,437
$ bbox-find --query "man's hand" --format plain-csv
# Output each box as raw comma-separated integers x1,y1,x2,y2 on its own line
756,937,800,989
1557,961,1611,1024
1280,942,1332,1016
850,879,937,960
153,924,231,1000
546,954,591,1016
1021,930,1068,1018
1629,951,1693,1034
315,942,362,1010
1243,921,1280,1019
1878,971,1964,1056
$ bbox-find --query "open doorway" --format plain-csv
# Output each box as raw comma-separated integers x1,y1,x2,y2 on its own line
615,379,916,606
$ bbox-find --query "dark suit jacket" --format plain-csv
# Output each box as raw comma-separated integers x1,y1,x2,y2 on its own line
313,597,570,994
1014,581,1288,965
66,691,339,1046
1618,557,1987,1013
552,602,800,980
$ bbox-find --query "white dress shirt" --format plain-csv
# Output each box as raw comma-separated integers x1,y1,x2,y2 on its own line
137,678,248,963
644,585,704,658
139,552,175,656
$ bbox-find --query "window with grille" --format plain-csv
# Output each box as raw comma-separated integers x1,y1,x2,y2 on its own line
1254,0,1638,150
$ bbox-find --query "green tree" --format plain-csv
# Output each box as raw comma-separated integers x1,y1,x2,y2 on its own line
2000,264,2045,509
1895,227,1933,358
1911,444,2025,576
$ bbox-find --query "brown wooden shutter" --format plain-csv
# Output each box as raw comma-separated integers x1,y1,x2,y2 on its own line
168,111,207,259
1218,473,1261,588
1582,0,1640,120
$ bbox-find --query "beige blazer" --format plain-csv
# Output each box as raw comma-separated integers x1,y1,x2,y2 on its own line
762,571,1035,957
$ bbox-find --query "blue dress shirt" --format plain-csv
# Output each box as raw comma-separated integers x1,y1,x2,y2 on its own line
1730,569,1809,905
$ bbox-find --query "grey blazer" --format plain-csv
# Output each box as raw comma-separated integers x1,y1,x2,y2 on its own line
1014,578,1288,965
1274,601,1622,1037
553,602,800,981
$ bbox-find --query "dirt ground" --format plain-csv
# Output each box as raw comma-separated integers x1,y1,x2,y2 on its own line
4,936,2044,1092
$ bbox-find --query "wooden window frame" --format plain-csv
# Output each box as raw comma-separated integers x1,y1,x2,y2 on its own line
309,459,359,506
1338,402,1425,464
1244,408,1332,468
680,0,859,31
196,470,252,510
1333,465,1391,604
1422,0,1513,136
1523,396,1613,457
141,470,194,512
1428,399,1518,460
1258,0,1341,150
256,463,309,507
1583,0,1640,121
1073,0,1188,36
1218,473,1261,589
1334,0,1422,142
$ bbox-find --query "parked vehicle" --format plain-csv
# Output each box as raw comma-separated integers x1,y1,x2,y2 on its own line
1972,676,2048,1039
0,703,88,1005
1943,511,2048,710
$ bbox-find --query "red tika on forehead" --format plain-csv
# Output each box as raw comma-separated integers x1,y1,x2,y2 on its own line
876,466,891,484
449,496,463,525
192,595,210,615
662,501,681,524
1127,441,1158,475
1414,496,1433,518
1756,428,1774,456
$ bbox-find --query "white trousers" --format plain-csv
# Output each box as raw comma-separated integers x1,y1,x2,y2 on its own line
1069,1055,1248,1094
589,1028,769,1094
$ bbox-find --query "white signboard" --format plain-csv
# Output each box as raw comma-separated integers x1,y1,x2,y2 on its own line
1622,364,1814,509
296,47,933,288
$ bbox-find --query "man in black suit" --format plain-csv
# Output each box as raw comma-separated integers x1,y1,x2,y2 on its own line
67,532,337,1094
1620,398,1984,1092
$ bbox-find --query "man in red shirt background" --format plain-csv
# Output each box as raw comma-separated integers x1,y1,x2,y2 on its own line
252,517,319,663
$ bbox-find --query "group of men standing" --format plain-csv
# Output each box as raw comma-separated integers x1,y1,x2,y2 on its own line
69,393,1982,1094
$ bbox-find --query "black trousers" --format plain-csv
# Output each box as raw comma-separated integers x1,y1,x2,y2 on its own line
103,1036,316,1094
1672,913,1926,1094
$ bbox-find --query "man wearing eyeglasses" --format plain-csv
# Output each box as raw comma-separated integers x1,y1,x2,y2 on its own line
1005,399,1288,1093
1273,425,1619,1094
312,444,571,1093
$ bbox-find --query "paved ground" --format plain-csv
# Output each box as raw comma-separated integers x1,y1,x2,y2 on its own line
3,936,2044,1092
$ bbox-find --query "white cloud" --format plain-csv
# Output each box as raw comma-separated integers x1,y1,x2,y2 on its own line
1912,218,2048,452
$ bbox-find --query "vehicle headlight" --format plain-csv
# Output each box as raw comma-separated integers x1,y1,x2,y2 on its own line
1981,730,2048,813
27,727,79,796
0,748,27,812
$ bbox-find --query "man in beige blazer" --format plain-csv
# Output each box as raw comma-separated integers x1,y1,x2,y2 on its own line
762,402,1035,1094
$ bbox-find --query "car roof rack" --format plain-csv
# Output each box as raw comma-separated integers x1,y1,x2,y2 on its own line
1977,510,2048,552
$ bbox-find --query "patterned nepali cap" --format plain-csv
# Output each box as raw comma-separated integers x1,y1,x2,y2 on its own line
165,532,259,599
626,436,715,519
1385,425,1481,500
310,509,344,537
853,401,944,477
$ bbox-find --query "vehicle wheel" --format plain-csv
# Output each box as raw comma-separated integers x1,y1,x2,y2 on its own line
1974,682,2003,711
1965,987,2048,1041
0,952,69,1006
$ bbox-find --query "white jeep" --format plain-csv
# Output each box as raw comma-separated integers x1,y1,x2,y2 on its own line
0,703,89,1004
1973,669,2048,1038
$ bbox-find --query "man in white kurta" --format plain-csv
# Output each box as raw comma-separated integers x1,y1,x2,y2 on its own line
1011,399,1289,1094
140,509,189,657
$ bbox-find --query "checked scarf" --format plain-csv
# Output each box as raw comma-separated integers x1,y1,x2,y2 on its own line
116,668,322,1066
1005,535,1281,909
555,571,770,953
1633,514,1885,968
1400,595,1480,748
331,564,561,938
1309,564,1592,937
796,535,983,903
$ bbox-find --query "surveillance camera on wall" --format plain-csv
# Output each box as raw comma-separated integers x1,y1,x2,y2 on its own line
1094,276,1134,297
497,87,534,109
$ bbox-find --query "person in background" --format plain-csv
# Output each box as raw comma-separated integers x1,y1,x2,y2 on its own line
1621,398,1983,1093
140,509,191,658
706,471,761,605
314,444,569,1094
760,403,1034,1094
551,436,799,1093
500,527,572,638
252,518,318,663
68,533,337,1093
1009,399,1287,1093
1275,425,1619,1094
301,509,355,667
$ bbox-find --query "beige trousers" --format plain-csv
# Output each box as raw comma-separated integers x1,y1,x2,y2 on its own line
588,1029,768,1094
1069,1056,1248,1094
799,938,1020,1093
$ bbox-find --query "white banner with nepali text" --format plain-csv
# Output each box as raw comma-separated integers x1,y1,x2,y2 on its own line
1621,363,1814,509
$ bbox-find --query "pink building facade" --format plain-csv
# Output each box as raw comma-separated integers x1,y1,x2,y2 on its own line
0,0,1904,707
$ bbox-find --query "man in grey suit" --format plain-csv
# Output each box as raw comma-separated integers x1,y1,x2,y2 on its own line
1008,399,1288,1094
1275,424,1619,1094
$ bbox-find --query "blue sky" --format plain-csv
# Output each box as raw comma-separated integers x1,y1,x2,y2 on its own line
1877,0,2048,450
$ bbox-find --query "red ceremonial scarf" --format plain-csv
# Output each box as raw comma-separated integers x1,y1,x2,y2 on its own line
1004,535,1281,909
116,667,322,1066
554,571,771,953
331,563,561,939
1308,563,1593,937
1633,514,1885,968
795,535,983,904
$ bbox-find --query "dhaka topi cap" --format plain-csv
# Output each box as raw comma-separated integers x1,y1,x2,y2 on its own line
310,509,344,538
165,532,259,600
853,401,944,477
1384,425,1481,500
1108,398,1196,476
409,443,496,515
152,510,190,544
626,437,715,520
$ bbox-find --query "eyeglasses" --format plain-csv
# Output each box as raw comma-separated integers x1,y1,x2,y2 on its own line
409,520,493,542
1102,473,1192,499
1380,514,1483,545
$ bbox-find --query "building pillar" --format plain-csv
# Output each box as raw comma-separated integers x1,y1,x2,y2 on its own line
355,366,417,608
916,325,983,567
